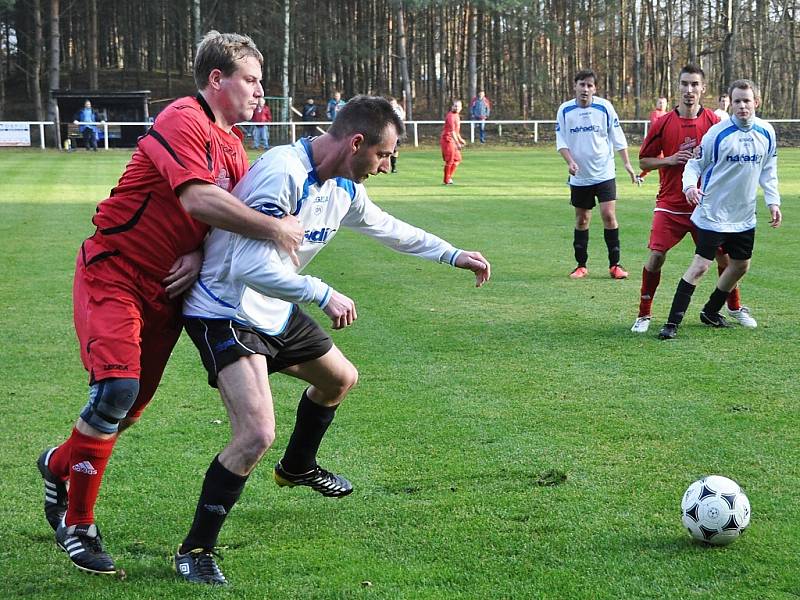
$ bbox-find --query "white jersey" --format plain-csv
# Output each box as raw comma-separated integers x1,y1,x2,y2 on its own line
555,96,628,186
183,138,461,334
683,115,779,233
714,108,730,121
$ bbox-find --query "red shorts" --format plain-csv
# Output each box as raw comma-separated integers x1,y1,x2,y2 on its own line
647,210,698,253
73,238,182,420
440,140,461,165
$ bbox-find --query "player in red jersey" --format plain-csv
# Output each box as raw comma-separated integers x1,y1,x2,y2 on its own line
36,31,304,576
441,99,466,184
631,65,754,333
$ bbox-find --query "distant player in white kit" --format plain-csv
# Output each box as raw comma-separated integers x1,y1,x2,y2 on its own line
175,95,491,585
555,69,637,279
658,79,781,340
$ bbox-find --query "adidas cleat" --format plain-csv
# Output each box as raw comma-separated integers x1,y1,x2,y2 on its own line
631,316,651,333
174,548,228,585
56,522,116,575
274,462,353,498
700,310,731,328
37,448,68,531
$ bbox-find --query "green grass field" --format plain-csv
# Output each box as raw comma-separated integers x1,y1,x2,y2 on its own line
1,145,798,599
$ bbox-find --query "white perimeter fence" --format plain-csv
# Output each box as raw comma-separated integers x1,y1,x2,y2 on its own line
6,119,800,150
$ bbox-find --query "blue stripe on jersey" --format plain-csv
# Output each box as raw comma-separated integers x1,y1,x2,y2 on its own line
590,101,610,128
561,101,610,128
198,279,238,309
334,177,356,201
701,165,715,193
752,125,773,155
712,124,739,162
256,203,286,217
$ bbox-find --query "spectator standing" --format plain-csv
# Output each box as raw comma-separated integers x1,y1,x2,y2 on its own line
301,98,318,137
74,100,99,151
469,91,491,143
251,97,272,150
327,92,346,121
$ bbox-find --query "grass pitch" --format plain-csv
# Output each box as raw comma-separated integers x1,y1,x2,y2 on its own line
1,145,798,599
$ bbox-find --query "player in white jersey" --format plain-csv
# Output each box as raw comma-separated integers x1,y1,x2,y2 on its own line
658,80,781,340
176,96,491,584
555,69,637,280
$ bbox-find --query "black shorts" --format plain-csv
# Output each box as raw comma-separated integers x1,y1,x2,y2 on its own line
695,227,755,261
570,179,617,209
184,307,333,387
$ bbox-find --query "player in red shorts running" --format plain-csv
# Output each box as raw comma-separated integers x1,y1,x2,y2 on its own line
36,31,304,577
631,65,755,333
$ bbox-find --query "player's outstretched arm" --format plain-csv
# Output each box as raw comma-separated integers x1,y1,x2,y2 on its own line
321,290,358,330
454,251,491,287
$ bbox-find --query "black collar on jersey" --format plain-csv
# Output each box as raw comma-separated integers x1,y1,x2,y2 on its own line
195,93,216,122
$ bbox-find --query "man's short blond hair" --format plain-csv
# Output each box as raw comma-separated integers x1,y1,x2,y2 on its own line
194,31,263,90
729,79,760,100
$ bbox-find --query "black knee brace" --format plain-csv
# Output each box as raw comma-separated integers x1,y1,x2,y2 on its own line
79,378,140,434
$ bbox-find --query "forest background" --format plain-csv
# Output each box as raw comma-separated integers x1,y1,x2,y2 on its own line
1,0,799,122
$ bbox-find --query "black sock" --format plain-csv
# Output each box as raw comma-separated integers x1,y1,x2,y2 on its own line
573,229,589,267
667,278,697,325
604,228,620,267
702,287,730,316
180,455,248,553
390,155,397,170
280,390,337,474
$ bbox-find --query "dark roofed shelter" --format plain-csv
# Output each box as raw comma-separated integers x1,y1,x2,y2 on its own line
52,90,151,148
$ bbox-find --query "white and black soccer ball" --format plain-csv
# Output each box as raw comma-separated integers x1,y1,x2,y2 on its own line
681,475,751,546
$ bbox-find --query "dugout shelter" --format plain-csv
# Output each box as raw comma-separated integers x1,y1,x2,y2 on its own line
52,90,151,148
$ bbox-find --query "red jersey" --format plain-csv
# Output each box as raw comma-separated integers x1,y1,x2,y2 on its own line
440,111,461,143
90,95,249,279
639,107,719,213
648,109,667,126
251,104,272,123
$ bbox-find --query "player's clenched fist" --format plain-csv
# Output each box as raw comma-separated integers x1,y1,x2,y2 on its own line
322,290,357,329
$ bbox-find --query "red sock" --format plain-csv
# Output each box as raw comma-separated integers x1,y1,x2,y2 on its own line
48,432,75,481
727,286,741,311
65,428,117,526
638,267,661,318
443,165,450,183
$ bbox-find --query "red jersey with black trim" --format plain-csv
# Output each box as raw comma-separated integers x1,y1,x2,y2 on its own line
440,111,461,143
639,107,719,213
90,95,249,279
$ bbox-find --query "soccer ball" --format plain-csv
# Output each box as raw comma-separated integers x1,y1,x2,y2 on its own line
681,475,751,546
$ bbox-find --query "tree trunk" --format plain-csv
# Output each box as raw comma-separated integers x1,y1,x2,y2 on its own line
47,0,61,148
282,0,290,122
396,0,412,120
632,0,641,118
32,0,44,120
467,3,477,102
88,0,98,89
